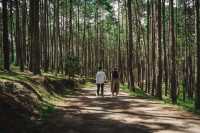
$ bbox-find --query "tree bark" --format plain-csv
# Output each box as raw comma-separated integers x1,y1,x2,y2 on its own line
170,0,177,104
127,0,135,91
2,0,10,71
195,0,200,110
30,0,41,74
156,0,162,99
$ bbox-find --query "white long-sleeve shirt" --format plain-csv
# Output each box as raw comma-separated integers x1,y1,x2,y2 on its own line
96,71,106,84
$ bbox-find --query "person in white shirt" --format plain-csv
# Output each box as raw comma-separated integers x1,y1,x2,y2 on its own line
96,67,106,96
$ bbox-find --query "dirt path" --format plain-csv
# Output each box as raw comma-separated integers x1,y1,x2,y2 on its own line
41,85,200,133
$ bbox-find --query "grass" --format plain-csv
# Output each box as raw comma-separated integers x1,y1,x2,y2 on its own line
39,102,56,120
162,95,199,114
0,71,56,120
81,81,95,88
120,84,200,115
121,84,151,98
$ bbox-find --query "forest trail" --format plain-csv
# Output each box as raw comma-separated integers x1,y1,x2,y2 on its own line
41,84,200,133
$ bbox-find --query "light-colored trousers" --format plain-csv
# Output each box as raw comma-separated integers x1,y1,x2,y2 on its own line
111,79,119,93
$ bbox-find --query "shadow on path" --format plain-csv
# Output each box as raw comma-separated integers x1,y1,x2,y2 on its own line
41,86,200,133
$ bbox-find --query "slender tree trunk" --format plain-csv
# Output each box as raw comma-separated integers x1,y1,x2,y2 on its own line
152,1,156,96
82,0,87,77
77,1,80,58
156,0,162,99
95,0,99,71
44,0,49,72
127,0,135,91
118,0,123,84
30,0,41,74
16,0,22,67
195,0,200,110
21,0,27,71
2,0,10,71
170,0,177,104
146,0,151,93
9,0,14,63
162,0,168,96
69,0,73,56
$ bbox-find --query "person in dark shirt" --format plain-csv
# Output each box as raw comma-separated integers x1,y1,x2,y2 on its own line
111,68,120,96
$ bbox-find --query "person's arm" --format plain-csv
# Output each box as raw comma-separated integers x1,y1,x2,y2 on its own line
104,72,107,82
96,72,98,82
111,71,113,80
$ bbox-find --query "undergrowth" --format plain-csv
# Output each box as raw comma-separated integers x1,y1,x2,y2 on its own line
120,83,200,115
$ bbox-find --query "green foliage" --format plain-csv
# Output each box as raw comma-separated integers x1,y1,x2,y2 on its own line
39,102,55,120
162,82,197,113
64,55,81,77
121,84,149,98
99,0,113,13
163,96,197,113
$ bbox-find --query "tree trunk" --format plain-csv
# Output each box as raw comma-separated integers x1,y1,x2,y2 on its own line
21,0,27,71
2,0,10,71
30,0,41,75
146,0,151,93
118,0,123,84
16,0,22,68
195,0,200,110
127,0,135,91
151,1,156,96
156,0,162,99
44,0,49,72
170,0,177,104
162,0,168,96
9,0,14,63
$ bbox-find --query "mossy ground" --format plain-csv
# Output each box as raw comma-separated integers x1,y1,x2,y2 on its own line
0,66,82,121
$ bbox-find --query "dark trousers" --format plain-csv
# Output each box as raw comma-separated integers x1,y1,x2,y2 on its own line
97,83,104,96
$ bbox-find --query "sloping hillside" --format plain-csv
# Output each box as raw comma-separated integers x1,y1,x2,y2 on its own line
0,71,80,133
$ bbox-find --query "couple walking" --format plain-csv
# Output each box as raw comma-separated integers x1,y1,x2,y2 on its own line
96,67,120,97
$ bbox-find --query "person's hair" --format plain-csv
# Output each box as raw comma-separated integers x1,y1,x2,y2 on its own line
99,66,102,70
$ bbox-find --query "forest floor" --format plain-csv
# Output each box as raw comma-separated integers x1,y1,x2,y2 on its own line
41,84,200,133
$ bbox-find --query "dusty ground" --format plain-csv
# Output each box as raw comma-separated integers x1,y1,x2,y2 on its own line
41,85,200,133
